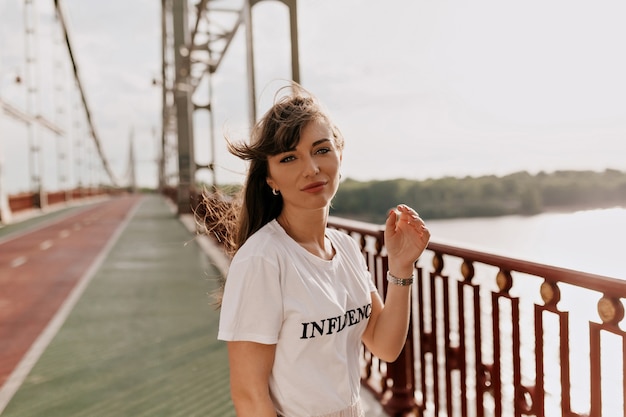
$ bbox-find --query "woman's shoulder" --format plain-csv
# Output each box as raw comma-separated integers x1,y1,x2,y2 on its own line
234,220,284,259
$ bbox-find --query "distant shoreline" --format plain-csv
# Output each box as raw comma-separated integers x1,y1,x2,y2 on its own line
331,170,626,222
536,202,626,215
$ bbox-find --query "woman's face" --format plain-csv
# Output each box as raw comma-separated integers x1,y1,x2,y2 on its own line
266,119,342,214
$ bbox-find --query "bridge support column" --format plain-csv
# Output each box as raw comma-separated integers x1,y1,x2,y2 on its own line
246,0,301,124
172,0,196,214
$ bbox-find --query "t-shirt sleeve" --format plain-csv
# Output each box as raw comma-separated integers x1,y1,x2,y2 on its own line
217,254,283,344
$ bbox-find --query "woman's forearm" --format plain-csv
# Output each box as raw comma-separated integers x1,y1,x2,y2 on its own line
367,283,412,362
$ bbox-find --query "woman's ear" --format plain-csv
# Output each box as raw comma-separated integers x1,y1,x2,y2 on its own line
266,177,276,190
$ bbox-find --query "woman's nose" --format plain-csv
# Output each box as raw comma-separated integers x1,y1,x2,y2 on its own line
302,156,320,177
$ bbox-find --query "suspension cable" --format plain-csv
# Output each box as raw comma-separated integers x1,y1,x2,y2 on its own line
53,0,120,187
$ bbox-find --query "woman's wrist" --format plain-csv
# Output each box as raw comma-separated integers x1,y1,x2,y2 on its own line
387,262,414,279
387,271,414,286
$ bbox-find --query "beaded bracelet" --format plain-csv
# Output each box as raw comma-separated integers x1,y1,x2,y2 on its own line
386,271,414,286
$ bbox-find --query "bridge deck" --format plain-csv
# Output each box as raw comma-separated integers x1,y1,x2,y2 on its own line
0,195,233,416
0,194,385,417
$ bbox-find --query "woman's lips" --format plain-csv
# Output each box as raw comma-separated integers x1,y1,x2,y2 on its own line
301,181,326,193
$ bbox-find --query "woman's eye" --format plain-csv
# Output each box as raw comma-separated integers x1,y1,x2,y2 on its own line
280,155,296,163
315,147,331,155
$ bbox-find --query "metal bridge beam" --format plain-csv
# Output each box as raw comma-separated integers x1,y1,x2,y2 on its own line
172,0,196,214
163,0,302,207
246,0,301,123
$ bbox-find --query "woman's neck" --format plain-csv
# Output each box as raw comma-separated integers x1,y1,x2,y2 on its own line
276,208,333,260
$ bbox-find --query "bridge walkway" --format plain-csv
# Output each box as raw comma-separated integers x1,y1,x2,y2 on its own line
0,194,385,417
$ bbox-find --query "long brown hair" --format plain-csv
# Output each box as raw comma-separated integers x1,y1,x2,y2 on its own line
201,84,344,257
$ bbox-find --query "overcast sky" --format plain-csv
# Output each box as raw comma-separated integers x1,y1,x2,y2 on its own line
2,0,626,192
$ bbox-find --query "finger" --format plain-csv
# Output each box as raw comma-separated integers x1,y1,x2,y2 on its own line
396,204,420,219
385,207,398,232
397,204,418,215
402,213,424,228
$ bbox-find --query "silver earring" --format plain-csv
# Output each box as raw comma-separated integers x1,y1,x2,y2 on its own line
272,189,279,196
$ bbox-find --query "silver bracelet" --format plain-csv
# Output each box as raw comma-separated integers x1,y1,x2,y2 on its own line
387,271,414,286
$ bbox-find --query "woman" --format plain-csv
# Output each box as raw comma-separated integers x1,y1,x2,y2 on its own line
212,85,430,417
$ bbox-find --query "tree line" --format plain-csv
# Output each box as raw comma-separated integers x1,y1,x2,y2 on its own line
329,169,626,223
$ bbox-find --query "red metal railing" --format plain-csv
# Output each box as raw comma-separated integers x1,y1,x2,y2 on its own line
2,188,125,223
327,215,626,417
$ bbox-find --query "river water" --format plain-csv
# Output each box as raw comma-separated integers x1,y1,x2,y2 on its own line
417,207,626,416
425,206,626,279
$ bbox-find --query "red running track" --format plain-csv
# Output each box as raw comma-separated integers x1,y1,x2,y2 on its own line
0,195,143,387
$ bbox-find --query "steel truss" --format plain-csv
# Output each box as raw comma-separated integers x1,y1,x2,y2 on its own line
162,0,300,213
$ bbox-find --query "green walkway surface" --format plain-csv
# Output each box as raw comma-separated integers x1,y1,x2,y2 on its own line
2,195,235,417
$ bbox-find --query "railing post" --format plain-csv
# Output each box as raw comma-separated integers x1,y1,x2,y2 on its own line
33,187,46,209
382,324,418,415
0,194,10,224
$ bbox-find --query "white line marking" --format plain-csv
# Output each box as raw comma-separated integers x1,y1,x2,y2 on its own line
10,257,27,268
39,240,53,251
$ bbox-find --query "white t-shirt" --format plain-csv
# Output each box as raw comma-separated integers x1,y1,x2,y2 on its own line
218,220,377,417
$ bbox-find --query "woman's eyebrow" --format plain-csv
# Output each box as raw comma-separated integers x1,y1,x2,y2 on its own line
283,138,331,152
312,138,331,147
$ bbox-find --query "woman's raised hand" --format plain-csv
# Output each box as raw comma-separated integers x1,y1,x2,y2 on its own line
384,204,430,273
